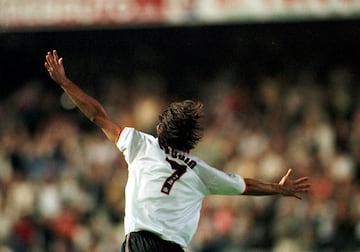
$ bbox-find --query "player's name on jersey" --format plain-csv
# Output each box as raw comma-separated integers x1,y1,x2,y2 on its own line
161,145,197,169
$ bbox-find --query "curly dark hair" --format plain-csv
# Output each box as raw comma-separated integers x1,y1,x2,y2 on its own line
157,100,204,152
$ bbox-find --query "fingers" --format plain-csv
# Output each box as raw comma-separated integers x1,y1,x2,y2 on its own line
279,169,292,185
280,169,311,200
45,50,62,74
294,177,311,190
284,170,311,188
45,50,59,66
284,169,292,178
293,194,302,200
53,50,59,62
295,176,309,182
297,186,310,192
289,189,306,200
45,52,52,70
45,53,53,73
46,51,53,65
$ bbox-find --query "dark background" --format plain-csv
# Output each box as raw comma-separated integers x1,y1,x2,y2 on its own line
1,19,359,99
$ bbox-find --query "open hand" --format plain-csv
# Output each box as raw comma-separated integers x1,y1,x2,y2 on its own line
44,50,67,85
278,169,310,199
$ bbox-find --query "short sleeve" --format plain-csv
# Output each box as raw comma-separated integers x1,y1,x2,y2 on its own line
194,159,246,195
116,127,142,164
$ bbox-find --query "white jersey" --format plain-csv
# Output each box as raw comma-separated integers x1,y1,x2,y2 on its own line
116,127,246,248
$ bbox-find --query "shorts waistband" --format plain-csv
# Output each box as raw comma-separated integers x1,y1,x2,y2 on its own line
125,230,183,251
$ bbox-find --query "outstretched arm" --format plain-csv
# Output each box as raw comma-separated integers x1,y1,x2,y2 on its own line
242,169,310,199
45,50,121,142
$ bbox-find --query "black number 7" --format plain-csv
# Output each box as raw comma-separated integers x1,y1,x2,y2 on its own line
161,158,187,195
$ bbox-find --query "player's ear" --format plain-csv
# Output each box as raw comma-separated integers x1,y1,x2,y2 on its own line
156,124,161,134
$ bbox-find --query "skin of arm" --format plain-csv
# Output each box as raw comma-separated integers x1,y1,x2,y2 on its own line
242,169,310,199
45,50,121,142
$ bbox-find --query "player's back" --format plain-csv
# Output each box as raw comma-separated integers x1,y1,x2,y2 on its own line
116,127,208,247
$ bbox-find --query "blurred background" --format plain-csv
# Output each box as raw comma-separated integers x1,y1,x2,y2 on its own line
1,0,360,251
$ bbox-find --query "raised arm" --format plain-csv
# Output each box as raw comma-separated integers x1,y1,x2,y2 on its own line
242,169,310,199
45,50,121,142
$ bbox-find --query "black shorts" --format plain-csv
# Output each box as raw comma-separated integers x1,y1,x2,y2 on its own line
121,230,184,252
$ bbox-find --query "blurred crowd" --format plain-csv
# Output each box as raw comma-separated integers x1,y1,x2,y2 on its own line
1,62,360,252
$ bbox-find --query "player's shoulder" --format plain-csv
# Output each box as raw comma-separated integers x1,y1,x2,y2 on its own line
120,127,156,140
117,127,158,150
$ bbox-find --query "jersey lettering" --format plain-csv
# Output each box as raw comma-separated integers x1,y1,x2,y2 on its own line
161,158,187,195
161,146,197,169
